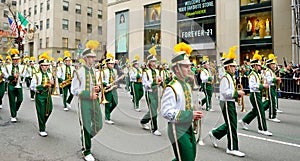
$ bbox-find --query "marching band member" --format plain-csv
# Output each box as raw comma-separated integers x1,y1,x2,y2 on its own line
140,45,162,136
218,52,227,79
0,55,4,109
23,56,31,90
28,57,38,100
160,63,172,88
30,52,54,137
129,55,144,112
264,54,281,123
161,42,203,161
57,51,75,111
239,51,272,136
71,40,102,161
102,53,118,125
2,49,27,123
200,56,214,111
208,46,245,157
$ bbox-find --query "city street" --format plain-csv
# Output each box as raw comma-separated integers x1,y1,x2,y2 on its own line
0,86,299,161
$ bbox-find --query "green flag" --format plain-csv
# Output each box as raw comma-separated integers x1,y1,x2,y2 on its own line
18,12,28,27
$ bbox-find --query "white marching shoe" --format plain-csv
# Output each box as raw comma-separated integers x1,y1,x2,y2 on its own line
63,108,69,111
153,130,162,136
39,131,48,137
66,103,71,108
10,117,17,123
268,118,280,123
258,130,272,136
105,120,114,125
0,105,2,109
141,123,150,130
208,131,218,148
84,154,95,161
238,120,248,130
135,108,141,112
226,149,245,157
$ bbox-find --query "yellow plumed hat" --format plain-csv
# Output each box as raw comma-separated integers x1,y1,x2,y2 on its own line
57,57,63,63
266,53,277,65
0,55,3,62
106,53,115,64
250,50,262,65
171,42,192,66
147,45,158,63
6,55,12,61
79,58,85,64
63,50,71,61
220,52,227,61
223,46,238,66
38,51,51,65
82,40,99,57
132,55,140,64
9,48,20,59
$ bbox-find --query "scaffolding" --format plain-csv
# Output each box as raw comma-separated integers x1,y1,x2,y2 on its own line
292,0,300,64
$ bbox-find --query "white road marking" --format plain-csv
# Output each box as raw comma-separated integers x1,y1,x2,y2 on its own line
238,133,300,148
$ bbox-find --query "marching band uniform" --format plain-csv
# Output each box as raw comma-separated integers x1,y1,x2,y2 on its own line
0,56,4,109
239,51,272,136
30,53,53,137
264,54,280,122
4,56,12,93
2,49,27,122
208,46,245,157
57,51,75,111
161,43,203,161
129,59,144,112
28,58,38,100
71,42,102,161
103,54,118,125
200,58,214,111
141,52,161,136
160,64,172,88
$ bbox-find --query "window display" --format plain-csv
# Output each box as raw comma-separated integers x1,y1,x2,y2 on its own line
240,11,272,40
240,0,271,6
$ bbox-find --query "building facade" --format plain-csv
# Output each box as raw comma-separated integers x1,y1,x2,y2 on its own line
0,0,17,56
107,0,293,65
17,0,107,60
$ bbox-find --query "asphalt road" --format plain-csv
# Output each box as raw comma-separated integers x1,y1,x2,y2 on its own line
0,86,299,161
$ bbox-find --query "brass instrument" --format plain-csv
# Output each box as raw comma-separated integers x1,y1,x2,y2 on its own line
104,74,126,93
0,70,3,83
99,66,109,104
14,70,22,88
277,69,281,91
52,67,60,95
262,75,269,101
237,76,246,112
59,78,72,88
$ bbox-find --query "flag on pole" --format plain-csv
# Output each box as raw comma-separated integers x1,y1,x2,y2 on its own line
8,17,17,33
18,12,28,27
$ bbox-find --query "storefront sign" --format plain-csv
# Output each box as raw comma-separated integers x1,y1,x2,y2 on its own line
177,0,215,20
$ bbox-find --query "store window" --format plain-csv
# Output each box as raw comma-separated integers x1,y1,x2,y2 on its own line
144,3,161,62
240,11,272,40
240,0,271,7
115,10,129,54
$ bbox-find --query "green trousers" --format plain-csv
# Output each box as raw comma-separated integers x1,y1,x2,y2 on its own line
25,77,31,88
0,82,4,105
168,123,196,161
242,92,269,131
201,83,212,111
79,98,103,156
131,82,144,109
8,83,23,118
35,89,53,132
104,89,118,120
141,86,158,131
212,101,239,150
265,86,277,119
63,85,73,108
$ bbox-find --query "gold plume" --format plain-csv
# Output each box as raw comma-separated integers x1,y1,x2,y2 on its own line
174,42,193,57
6,55,11,60
227,46,238,59
134,55,140,61
10,48,19,55
64,50,71,58
0,55,3,61
30,56,36,61
252,50,262,61
106,53,114,59
86,40,100,50
162,59,167,64
57,57,63,62
148,45,157,56
222,52,227,59
79,59,85,63
203,56,209,61
268,53,277,60
39,52,50,61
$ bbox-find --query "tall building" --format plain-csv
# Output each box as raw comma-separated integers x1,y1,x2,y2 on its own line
17,0,107,60
0,0,17,56
107,0,294,65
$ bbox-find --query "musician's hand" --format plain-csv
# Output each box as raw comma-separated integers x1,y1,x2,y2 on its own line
62,81,66,84
263,83,269,89
276,77,281,83
50,80,54,85
238,90,245,97
107,84,112,88
193,111,204,121
90,93,98,100
14,74,19,78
